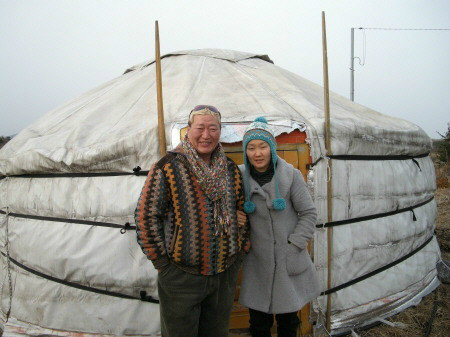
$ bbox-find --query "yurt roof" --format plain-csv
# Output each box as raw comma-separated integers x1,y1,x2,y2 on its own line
0,48,431,176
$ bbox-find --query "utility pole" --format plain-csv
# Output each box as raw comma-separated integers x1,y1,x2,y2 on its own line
350,28,355,101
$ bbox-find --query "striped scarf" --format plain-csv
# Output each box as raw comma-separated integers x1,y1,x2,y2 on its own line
181,134,231,235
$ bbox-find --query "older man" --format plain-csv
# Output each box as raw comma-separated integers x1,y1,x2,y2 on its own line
135,105,250,337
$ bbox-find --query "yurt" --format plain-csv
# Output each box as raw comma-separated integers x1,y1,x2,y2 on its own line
0,49,441,336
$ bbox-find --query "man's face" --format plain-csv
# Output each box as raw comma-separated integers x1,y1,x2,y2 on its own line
187,114,221,162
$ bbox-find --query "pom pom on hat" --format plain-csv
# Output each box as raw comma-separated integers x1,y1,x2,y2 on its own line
244,201,256,214
254,116,268,123
273,198,286,211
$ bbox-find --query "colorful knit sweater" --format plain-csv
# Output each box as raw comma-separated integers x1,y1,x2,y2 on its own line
135,148,250,276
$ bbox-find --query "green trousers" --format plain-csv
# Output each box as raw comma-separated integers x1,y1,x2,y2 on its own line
157,261,241,337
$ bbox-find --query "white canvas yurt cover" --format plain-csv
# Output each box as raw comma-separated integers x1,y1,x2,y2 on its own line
0,49,441,336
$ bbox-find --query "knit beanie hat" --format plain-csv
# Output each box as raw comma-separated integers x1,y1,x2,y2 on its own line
242,117,286,213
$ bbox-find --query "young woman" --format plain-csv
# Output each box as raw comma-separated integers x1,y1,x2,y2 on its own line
238,117,321,337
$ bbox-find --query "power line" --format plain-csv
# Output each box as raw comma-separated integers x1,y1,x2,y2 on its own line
354,27,450,31
350,27,450,101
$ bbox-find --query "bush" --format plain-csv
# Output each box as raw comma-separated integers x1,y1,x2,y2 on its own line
435,125,450,164
0,136,11,149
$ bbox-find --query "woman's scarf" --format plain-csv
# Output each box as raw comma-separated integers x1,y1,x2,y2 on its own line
181,134,231,235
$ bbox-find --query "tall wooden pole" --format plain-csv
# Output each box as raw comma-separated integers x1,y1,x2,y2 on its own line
155,20,166,157
322,11,333,333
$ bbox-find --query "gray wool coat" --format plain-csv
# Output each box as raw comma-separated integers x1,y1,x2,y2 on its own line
238,157,321,314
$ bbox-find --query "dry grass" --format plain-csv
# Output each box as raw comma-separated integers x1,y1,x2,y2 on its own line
435,188,450,258
355,286,449,337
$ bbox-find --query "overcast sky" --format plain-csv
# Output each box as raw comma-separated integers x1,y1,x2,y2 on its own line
1,0,449,138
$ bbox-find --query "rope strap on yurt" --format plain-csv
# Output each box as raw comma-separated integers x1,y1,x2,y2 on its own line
309,152,429,170
0,251,159,303
320,234,434,295
0,210,136,233
0,166,149,179
316,196,434,228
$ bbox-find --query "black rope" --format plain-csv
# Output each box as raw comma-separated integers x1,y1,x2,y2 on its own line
120,222,133,234
1,252,159,303
309,152,429,168
411,209,417,221
330,153,429,161
132,166,143,175
412,158,422,171
0,167,149,179
0,210,136,232
320,235,434,296
316,196,434,228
